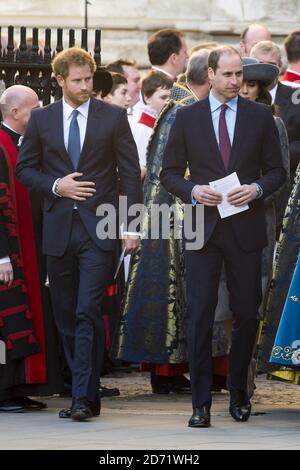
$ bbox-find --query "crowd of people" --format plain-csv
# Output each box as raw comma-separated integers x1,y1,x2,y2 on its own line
0,22,300,427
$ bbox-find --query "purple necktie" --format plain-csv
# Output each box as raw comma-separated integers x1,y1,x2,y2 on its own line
218,104,231,168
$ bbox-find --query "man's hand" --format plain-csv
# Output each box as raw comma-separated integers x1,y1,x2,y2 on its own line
192,185,222,206
57,172,96,201
227,184,257,206
0,262,13,286
122,235,141,255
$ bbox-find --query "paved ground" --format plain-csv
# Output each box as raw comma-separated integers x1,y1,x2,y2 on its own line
0,372,300,450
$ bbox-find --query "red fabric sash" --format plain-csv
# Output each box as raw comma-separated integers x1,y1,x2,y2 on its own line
0,129,47,383
138,112,156,129
282,70,300,84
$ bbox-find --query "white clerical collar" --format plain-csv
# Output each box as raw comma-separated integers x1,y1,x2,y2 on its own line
1,121,20,135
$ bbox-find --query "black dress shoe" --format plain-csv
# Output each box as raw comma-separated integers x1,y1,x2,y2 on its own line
59,399,100,419
71,398,94,421
14,397,47,410
99,385,120,398
229,389,251,422
188,405,211,428
59,408,72,418
0,400,25,413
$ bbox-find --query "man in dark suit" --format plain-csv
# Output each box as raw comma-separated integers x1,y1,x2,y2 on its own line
160,46,286,428
251,40,300,181
16,48,143,421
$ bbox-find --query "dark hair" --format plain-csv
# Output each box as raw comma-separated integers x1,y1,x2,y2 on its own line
108,72,127,95
284,29,300,63
208,46,241,72
52,47,96,78
141,71,173,102
256,82,272,105
243,79,272,106
106,59,137,75
147,29,184,66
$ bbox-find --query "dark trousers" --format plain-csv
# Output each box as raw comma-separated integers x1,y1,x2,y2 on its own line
47,212,114,404
184,218,261,409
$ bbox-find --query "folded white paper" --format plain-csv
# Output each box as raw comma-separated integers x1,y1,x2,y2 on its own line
209,172,249,219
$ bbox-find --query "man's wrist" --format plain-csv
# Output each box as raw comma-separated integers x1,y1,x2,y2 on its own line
251,183,263,199
191,185,198,206
52,178,62,197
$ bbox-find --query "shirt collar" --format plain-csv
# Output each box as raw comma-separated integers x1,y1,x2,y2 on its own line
209,91,238,112
142,105,157,118
269,83,278,104
63,97,90,120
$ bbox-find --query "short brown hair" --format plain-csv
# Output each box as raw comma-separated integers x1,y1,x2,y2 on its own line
52,47,96,78
141,71,173,101
284,29,300,63
208,46,241,72
147,29,184,66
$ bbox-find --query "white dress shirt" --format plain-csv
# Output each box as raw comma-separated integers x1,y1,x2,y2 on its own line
52,98,90,197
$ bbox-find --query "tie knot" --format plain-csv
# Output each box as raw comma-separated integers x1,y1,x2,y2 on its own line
221,103,228,114
72,109,79,119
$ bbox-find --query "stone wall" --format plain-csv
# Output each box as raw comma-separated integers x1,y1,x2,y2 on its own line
0,0,299,66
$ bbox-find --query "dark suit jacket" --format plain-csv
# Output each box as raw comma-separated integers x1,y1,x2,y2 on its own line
275,82,300,174
160,96,286,252
16,98,143,256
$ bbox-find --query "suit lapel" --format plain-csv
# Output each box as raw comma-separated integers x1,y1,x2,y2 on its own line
78,98,100,169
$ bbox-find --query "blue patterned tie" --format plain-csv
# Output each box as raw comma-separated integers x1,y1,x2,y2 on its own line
68,109,81,169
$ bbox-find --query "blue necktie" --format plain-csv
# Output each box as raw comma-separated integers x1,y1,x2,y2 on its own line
68,109,81,169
